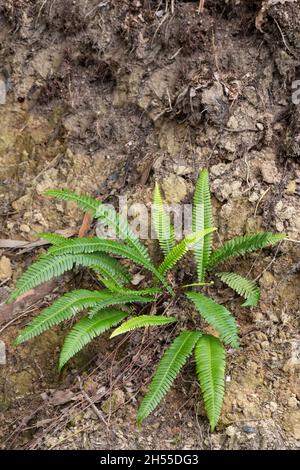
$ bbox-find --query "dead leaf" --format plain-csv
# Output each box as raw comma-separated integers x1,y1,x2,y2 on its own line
49,390,76,406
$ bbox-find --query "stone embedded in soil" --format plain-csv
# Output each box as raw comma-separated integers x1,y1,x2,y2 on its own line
0,341,6,365
0,256,12,280
101,389,125,414
161,175,188,203
260,161,280,184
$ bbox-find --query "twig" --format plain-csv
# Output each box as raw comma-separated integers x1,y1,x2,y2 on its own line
77,376,108,426
198,0,205,13
254,187,271,217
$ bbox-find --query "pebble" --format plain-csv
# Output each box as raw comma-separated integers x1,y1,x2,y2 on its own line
20,223,31,233
0,255,12,280
242,425,257,434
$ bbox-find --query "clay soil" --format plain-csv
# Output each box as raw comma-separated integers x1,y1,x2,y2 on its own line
0,0,299,450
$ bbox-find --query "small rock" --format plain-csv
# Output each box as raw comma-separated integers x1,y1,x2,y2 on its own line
256,122,264,131
0,340,6,365
173,163,193,176
20,223,31,233
286,180,296,195
0,256,12,280
12,194,31,211
287,397,298,409
226,425,236,437
242,425,256,434
269,401,278,412
260,161,280,184
101,389,125,414
162,175,187,203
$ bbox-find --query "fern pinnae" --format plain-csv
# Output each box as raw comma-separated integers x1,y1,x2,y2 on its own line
195,334,225,431
37,232,69,245
186,291,239,349
46,189,151,264
7,254,75,303
137,331,201,424
193,169,213,282
15,289,107,344
47,237,172,293
110,315,177,338
153,182,175,256
217,272,260,307
59,309,127,369
87,291,153,318
158,228,216,276
208,232,286,269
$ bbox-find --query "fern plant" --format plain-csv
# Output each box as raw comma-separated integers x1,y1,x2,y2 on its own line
8,170,285,431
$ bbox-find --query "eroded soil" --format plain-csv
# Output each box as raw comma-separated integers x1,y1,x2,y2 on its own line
0,0,300,449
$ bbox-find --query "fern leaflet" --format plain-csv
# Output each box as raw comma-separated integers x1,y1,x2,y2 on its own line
15,289,108,344
195,334,225,431
110,315,176,338
186,291,239,349
7,252,130,302
137,331,201,424
208,233,285,269
217,272,260,307
59,309,127,369
47,237,172,292
153,182,175,256
37,232,69,245
46,189,151,264
158,228,216,276
193,169,213,282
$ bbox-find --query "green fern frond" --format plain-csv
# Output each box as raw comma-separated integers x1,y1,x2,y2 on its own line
195,334,225,431
46,189,151,264
186,292,239,349
7,252,130,302
87,253,131,286
87,291,153,318
153,182,175,256
45,189,100,215
59,309,127,369
216,272,260,307
158,228,216,276
137,331,201,424
208,233,285,269
37,232,68,245
110,315,176,338
193,169,213,282
15,288,152,345
8,254,74,302
47,237,172,293
15,289,107,344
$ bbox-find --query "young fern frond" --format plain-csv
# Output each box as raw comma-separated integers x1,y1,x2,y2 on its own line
193,169,213,282
195,335,225,431
208,233,285,269
7,252,130,302
158,228,216,276
186,292,239,349
47,237,172,293
15,289,107,344
153,182,175,256
59,309,128,369
110,315,176,338
45,189,151,264
217,272,260,307
137,331,201,424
